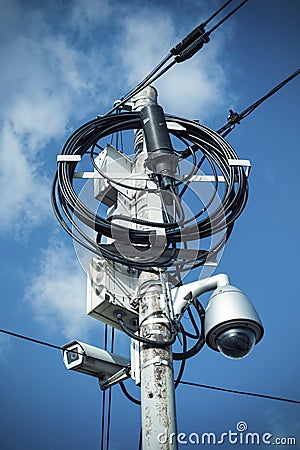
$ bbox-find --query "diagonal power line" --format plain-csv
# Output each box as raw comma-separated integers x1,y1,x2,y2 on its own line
1,327,299,406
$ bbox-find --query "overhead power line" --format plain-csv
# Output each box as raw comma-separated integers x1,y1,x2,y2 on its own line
218,67,300,136
0,328,62,350
105,0,248,115
1,326,299,406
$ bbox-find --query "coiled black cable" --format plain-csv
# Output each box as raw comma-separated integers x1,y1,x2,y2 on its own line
51,112,248,271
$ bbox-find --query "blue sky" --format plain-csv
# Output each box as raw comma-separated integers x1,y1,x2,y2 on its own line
0,0,300,449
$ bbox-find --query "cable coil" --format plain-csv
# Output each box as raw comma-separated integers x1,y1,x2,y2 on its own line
51,111,248,272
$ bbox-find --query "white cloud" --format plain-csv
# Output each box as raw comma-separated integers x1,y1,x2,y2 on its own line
0,2,109,234
70,0,115,33
119,12,175,85
0,122,50,232
0,1,233,235
157,55,226,119
25,238,96,340
1,31,100,147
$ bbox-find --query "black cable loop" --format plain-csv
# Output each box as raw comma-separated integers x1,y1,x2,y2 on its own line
185,306,201,339
174,327,187,389
173,299,205,360
120,381,141,406
52,112,248,270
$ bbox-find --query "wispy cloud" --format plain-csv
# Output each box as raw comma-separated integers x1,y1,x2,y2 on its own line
0,122,50,232
25,238,96,340
264,408,300,440
0,0,109,234
70,0,116,33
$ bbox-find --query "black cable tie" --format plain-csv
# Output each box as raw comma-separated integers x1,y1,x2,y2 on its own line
175,32,210,63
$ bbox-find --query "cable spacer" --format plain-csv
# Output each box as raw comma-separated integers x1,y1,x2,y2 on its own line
141,329,172,339
113,99,132,111
140,317,170,327
57,155,81,162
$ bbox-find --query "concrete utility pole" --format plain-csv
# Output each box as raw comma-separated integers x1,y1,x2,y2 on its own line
132,87,178,450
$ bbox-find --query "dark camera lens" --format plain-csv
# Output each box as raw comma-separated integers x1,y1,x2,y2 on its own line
216,327,256,359
67,350,79,365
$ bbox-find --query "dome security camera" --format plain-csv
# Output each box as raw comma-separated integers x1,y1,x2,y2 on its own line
204,285,264,359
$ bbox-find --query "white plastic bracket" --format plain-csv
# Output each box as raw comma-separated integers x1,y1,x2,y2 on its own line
228,158,251,177
57,155,82,162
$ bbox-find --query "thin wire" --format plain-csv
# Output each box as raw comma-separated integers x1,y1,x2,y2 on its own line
121,0,244,100
104,0,246,116
101,324,108,450
105,54,173,115
106,327,115,450
0,328,61,350
209,0,248,34
203,0,234,26
218,67,300,136
178,380,300,405
138,428,142,450
240,67,300,119
120,129,124,153
1,327,300,406
101,391,106,450
174,327,187,389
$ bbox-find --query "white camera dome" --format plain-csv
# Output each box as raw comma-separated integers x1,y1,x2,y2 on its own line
205,285,264,359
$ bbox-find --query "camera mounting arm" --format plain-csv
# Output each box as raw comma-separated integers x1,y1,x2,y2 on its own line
172,273,230,319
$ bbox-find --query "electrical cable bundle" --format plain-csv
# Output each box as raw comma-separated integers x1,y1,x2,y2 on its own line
51,111,248,273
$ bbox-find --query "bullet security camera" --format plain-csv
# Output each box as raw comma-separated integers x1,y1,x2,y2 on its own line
62,340,130,379
204,285,264,359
